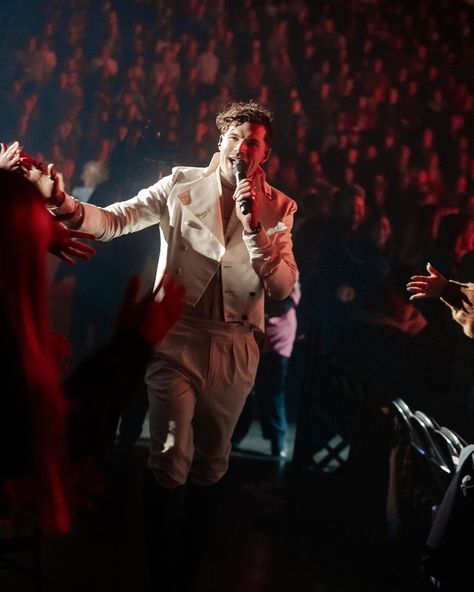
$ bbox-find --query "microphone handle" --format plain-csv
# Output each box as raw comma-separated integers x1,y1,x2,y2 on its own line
235,171,246,184
235,171,253,215
239,198,253,215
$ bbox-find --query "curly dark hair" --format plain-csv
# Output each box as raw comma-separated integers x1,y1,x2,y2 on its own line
216,101,274,145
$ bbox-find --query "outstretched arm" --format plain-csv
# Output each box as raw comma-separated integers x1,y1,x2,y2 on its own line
407,262,474,339
20,150,170,240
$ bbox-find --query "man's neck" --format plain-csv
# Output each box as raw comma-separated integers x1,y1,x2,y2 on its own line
220,172,236,192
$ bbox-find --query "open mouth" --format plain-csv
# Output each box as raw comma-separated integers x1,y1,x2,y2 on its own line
230,157,247,167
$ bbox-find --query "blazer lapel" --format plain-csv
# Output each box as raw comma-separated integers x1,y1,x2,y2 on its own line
176,172,226,247
224,209,240,243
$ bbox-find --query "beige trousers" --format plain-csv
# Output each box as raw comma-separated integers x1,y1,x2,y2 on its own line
145,316,260,487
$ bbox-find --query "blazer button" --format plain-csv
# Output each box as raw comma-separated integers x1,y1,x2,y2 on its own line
249,291,256,297
241,314,248,321
181,244,189,251
174,267,182,275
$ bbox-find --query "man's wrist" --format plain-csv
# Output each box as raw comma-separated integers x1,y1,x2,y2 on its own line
48,190,66,211
54,199,85,229
243,222,262,236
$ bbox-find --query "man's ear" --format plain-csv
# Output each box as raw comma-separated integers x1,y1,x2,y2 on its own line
262,146,271,164
218,135,223,149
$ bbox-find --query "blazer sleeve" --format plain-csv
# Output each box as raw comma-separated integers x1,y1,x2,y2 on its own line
54,173,176,240
242,197,298,301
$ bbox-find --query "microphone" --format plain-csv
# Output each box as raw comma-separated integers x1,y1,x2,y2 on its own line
233,159,253,215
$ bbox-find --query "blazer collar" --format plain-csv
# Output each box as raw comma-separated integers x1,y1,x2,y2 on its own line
176,155,274,248
176,172,224,247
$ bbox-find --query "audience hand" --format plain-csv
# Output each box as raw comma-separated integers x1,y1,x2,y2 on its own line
116,273,185,347
45,163,67,206
49,218,96,264
18,149,66,207
406,263,449,300
0,141,22,171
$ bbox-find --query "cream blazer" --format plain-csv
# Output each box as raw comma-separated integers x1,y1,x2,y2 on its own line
67,154,298,332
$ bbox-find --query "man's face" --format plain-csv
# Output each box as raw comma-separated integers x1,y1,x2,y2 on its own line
352,195,366,229
340,195,366,231
218,122,270,185
371,215,392,248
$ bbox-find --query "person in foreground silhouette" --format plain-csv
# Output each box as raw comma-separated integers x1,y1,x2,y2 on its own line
0,169,184,534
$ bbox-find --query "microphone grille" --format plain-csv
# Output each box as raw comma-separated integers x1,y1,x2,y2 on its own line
233,159,247,176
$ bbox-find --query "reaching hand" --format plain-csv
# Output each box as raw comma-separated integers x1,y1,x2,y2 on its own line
116,273,185,347
406,263,449,300
0,141,22,171
46,162,67,207
18,149,48,175
49,218,96,264
17,148,66,207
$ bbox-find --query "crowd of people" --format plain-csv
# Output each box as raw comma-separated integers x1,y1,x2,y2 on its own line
2,1,474,590
2,0,474,433
2,0,474,227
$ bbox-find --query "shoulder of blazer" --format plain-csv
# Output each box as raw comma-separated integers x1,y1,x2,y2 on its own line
265,183,298,215
170,165,207,184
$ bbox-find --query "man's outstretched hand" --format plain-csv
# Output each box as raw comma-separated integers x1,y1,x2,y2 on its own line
117,273,186,347
406,263,449,301
49,218,96,264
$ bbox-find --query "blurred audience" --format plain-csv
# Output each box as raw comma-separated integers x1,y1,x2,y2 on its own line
72,160,108,202
3,0,474,438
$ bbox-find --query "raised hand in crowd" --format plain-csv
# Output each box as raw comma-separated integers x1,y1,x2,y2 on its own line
0,142,66,207
116,272,186,348
21,156,62,206
406,263,449,301
406,262,474,339
0,141,22,171
49,217,95,264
